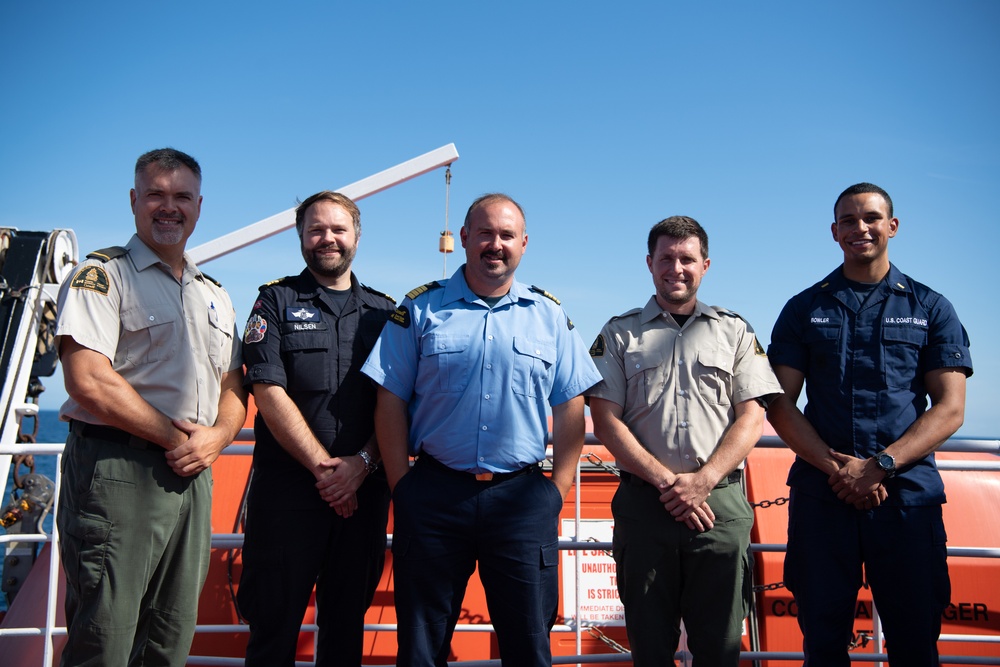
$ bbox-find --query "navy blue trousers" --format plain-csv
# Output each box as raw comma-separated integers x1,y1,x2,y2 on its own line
239,468,390,667
784,489,950,667
390,459,563,667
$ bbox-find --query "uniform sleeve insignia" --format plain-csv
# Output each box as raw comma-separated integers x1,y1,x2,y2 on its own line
589,334,605,357
69,265,110,295
530,285,561,305
389,305,411,328
753,335,766,356
405,281,441,301
243,314,267,344
566,316,575,330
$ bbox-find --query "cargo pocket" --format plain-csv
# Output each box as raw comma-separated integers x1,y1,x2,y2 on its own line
59,512,112,597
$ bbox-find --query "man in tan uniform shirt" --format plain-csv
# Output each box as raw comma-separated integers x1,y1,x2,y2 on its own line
55,148,246,666
587,216,781,666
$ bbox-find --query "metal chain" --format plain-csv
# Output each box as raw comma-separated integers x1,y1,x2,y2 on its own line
586,627,630,654
751,581,787,593
583,452,621,477
751,496,789,509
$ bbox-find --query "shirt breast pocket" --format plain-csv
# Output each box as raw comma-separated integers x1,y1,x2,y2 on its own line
207,307,235,373
512,337,556,398
624,349,664,405
280,329,331,392
421,333,471,393
696,345,734,406
804,323,842,377
120,305,177,367
882,325,926,388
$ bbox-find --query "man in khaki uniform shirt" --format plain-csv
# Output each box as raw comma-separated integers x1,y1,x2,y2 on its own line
55,148,246,667
587,216,781,667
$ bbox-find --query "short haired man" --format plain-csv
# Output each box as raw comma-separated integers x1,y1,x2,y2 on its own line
361,193,601,667
587,216,782,666
56,148,247,666
767,183,972,665
238,191,395,666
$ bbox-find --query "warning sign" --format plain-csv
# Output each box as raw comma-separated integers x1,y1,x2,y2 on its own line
560,519,625,625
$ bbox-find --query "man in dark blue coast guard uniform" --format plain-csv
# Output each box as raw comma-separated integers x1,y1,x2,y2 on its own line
767,182,972,666
238,191,395,667
362,193,601,667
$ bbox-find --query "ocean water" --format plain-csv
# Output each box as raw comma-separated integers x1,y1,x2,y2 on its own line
1,410,66,613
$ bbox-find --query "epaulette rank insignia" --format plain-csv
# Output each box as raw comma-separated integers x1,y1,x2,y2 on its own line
200,272,223,288
85,246,127,262
405,281,442,301
530,285,561,305
362,284,395,303
260,276,295,290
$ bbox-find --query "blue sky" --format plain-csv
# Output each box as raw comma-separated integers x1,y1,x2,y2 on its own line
1,1,997,437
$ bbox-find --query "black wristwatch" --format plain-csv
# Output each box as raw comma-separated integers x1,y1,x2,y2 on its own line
358,449,379,475
874,451,896,478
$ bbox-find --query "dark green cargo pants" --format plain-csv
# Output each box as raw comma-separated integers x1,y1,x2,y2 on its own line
57,428,212,667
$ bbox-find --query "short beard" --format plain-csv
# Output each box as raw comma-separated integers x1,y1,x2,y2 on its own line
303,242,357,280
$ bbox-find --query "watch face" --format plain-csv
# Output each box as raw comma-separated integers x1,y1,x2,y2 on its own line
877,452,895,472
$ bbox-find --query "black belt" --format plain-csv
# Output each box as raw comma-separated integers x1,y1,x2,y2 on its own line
417,453,539,482
70,420,157,450
619,468,742,489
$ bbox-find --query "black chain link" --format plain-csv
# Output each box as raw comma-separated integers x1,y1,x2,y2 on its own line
751,496,789,509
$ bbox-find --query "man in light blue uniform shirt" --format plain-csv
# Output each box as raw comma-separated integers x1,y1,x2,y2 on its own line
362,193,601,667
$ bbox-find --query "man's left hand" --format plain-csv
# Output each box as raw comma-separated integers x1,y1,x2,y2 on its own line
315,456,366,516
828,449,883,504
659,472,715,530
165,420,227,477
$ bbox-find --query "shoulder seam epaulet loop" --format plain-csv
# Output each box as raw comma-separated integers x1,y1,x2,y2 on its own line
530,285,561,305
361,283,395,303
200,272,223,288
405,281,443,301
85,246,128,262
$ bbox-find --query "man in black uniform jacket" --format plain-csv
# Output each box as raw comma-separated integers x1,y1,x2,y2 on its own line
238,190,395,666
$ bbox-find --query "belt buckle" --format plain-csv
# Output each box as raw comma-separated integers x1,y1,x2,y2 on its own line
475,472,495,481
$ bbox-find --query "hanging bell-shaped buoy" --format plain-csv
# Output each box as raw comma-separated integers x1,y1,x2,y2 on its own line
439,230,454,254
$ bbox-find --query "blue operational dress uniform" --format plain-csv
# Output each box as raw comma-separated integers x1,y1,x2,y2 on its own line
361,266,601,667
768,263,973,666
238,270,395,667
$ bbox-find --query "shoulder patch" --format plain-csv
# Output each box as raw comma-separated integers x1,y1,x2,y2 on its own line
405,281,442,301
70,265,110,295
85,246,127,263
200,272,222,288
589,334,605,357
530,285,561,305
361,283,395,303
389,305,411,328
243,313,268,344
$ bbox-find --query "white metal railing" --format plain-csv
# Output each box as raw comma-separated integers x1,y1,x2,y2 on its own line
2,436,999,666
